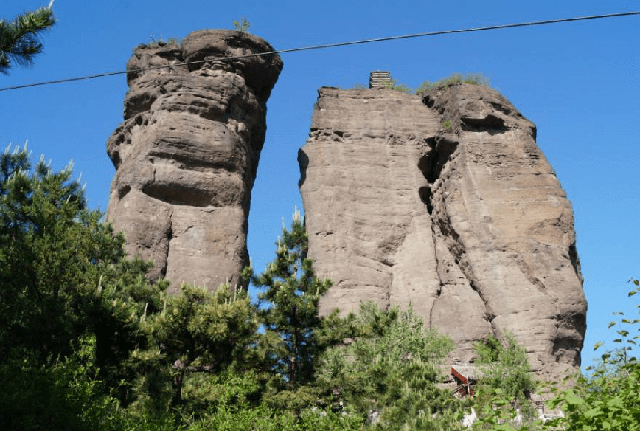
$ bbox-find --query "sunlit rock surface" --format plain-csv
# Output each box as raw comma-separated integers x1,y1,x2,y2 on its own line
106,30,282,293
299,84,587,380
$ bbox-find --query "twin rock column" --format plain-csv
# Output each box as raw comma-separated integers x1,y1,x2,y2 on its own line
107,33,586,380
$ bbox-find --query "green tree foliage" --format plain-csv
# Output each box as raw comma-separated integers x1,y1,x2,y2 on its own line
474,332,537,403
0,2,55,74
0,145,164,429
245,212,333,390
316,302,465,430
13,142,640,430
128,284,257,418
542,279,640,431
473,281,640,430
0,144,163,366
0,336,130,431
471,331,538,429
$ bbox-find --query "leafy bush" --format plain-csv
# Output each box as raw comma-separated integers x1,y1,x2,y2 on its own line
136,34,183,49
472,280,640,430
392,83,413,93
377,79,413,93
471,331,538,429
0,337,128,431
543,279,640,431
474,332,537,403
233,18,250,32
360,72,490,94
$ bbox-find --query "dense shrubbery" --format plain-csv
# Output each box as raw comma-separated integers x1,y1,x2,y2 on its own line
472,281,640,431
474,332,537,403
2,146,639,430
316,302,467,430
0,144,165,429
471,332,539,429
0,147,468,430
540,279,640,431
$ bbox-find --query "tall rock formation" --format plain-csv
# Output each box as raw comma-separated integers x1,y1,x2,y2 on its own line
106,30,282,293
299,83,587,380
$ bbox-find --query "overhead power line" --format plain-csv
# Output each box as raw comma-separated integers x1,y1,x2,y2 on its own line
1,10,639,93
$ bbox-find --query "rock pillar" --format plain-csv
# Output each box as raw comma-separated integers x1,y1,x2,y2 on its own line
106,30,282,293
299,83,587,380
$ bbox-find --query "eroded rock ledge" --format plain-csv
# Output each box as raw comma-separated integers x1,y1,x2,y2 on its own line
106,30,282,293
299,84,587,380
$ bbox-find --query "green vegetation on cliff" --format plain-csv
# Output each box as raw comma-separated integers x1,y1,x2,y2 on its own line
1,147,638,430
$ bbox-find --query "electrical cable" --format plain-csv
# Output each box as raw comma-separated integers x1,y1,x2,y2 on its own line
1,10,638,93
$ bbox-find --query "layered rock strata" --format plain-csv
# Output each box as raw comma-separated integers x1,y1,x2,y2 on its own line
299,84,587,379
106,30,282,293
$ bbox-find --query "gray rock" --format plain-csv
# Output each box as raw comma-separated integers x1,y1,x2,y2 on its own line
106,30,282,293
299,84,587,380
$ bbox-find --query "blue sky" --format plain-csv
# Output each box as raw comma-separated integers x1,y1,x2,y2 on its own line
2,0,639,370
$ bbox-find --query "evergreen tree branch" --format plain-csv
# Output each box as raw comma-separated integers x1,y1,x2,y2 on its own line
0,3,55,74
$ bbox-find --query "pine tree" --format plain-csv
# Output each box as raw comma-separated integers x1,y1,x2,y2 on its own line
0,2,55,74
246,211,332,389
0,143,165,375
130,283,257,416
0,144,166,429
315,302,461,430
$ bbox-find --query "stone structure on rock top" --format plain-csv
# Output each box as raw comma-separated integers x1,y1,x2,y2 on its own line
298,82,587,380
369,71,392,89
106,30,282,294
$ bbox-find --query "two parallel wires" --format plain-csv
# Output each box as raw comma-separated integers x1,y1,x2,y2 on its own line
1,11,639,93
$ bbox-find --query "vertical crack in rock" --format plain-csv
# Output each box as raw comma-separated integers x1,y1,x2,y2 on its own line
106,30,282,293
423,138,496,363
424,84,586,378
160,210,173,280
301,82,587,380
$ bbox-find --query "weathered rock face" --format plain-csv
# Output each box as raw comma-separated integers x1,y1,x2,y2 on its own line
106,30,282,294
299,84,587,380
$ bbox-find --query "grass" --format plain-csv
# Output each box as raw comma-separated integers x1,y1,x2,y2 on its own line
136,34,183,50
354,73,491,94
415,73,490,93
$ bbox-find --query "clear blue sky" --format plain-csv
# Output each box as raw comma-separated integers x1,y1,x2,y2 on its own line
2,0,639,370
